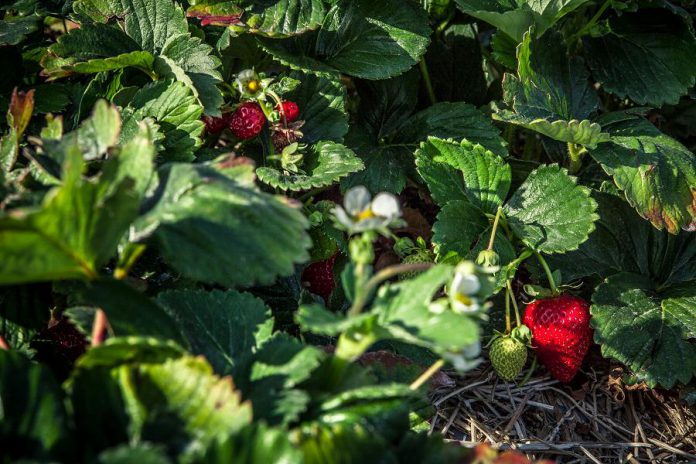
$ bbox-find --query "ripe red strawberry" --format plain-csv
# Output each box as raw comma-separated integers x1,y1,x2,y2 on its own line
229,102,266,139
523,294,592,383
301,253,337,304
276,100,300,123
31,317,88,379
203,114,229,134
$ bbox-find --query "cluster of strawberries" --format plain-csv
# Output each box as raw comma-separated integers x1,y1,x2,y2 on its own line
204,100,300,143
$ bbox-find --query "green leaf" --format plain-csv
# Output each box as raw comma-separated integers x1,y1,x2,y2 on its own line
394,102,507,158
260,0,431,80
591,273,696,388
416,137,511,212
73,0,188,51
97,444,170,464
0,14,41,46
343,95,506,194
156,289,273,375
546,191,696,285
70,343,252,459
0,107,154,284
504,164,598,254
495,30,607,147
431,200,488,258
135,158,311,287
296,303,375,336
340,145,411,194
372,265,481,355
583,10,696,107
243,0,327,37
154,33,224,115
204,424,303,464
47,0,223,115
589,113,696,234
122,80,204,162
0,350,69,461
286,71,348,143
77,279,185,344
245,333,325,424
257,141,363,191
454,0,592,42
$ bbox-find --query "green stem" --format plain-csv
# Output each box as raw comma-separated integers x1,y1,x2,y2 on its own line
267,90,286,124
507,280,521,327
348,262,434,317
419,58,437,106
517,356,537,387
505,286,512,334
487,206,504,251
410,359,445,390
567,142,584,174
573,0,612,41
533,250,559,295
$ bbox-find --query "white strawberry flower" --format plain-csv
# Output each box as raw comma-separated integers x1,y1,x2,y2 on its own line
333,186,402,234
443,340,481,372
235,69,271,99
449,261,482,314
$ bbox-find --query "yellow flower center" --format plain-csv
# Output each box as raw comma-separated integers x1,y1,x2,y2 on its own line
247,80,260,92
454,293,475,307
356,208,375,221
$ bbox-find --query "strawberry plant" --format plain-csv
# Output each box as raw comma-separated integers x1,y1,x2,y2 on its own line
1,0,696,462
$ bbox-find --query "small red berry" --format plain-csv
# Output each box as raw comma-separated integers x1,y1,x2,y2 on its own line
203,115,229,134
229,102,266,140
523,294,592,383
302,254,337,305
276,101,300,123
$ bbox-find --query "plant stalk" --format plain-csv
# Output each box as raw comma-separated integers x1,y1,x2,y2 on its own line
419,59,437,106
505,285,512,334
507,280,522,326
567,142,584,174
487,206,504,251
533,251,559,295
410,359,445,390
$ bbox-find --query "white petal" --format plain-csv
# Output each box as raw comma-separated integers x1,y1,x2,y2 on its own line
333,207,354,229
238,69,256,81
462,341,481,358
344,186,371,215
451,297,480,314
452,273,481,296
371,192,400,218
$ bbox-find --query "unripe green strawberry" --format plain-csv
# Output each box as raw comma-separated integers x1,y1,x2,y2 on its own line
399,252,434,280
489,336,527,381
309,228,338,262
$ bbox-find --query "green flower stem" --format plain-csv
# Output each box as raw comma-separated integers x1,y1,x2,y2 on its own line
533,250,559,295
114,243,147,280
266,89,287,124
348,262,434,317
419,58,437,106
517,355,537,387
487,206,504,251
507,280,521,326
572,0,612,41
409,359,445,390
505,286,512,334
567,142,584,174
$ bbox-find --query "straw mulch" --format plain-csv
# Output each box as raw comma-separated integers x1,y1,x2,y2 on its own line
430,362,696,463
